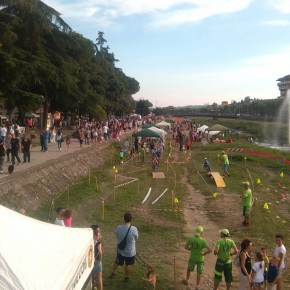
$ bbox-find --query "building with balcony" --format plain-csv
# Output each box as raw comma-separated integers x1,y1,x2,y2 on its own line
277,75,290,97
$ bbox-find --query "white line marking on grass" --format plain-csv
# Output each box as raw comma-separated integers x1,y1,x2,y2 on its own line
152,188,168,204
142,187,152,203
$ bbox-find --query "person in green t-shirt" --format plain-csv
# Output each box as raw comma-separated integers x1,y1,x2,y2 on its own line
213,229,238,290
183,226,212,288
222,151,230,177
240,181,253,226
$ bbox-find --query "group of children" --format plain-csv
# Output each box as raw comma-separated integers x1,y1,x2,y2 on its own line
251,249,280,289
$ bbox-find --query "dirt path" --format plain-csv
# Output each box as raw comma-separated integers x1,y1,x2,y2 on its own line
172,148,240,290
173,165,218,289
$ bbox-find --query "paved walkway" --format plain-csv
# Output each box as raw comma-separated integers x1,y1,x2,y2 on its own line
1,139,89,178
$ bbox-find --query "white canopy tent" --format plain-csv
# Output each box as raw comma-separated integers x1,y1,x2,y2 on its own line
0,205,94,290
155,121,171,130
197,125,209,132
148,126,167,139
208,131,221,136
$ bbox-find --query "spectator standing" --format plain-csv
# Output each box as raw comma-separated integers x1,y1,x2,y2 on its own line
10,134,21,165
66,135,71,152
56,129,62,151
111,212,138,282
63,209,73,227
50,127,56,143
261,247,269,289
54,207,65,226
239,238,253,290
43,129,49,151
183,226,211,289
4,133,11,163
266,256,280,290
40,131,45,151
274,234,287,290
91,225,103,290
21,136,31,163
251,251,265,289
0,138,6,173
1,124,7,141
213,229,238,290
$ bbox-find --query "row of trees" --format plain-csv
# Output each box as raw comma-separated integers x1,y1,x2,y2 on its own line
153,96,286,121
0,0,140,125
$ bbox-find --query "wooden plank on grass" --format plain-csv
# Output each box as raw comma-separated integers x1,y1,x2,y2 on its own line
210,172,226,188
152,172,165,179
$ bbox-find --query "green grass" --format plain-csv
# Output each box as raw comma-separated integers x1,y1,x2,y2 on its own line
30,135,290,289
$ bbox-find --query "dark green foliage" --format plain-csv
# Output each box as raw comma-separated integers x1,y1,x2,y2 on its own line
0,0,140,122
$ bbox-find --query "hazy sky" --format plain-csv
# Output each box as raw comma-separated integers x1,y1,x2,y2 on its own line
42,0,290,106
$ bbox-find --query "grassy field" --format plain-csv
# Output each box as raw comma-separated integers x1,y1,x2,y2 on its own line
32,132,290,289
191,116,289,144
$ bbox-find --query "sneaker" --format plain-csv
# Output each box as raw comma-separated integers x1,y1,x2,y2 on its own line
182,279,189,285
0,171,3,174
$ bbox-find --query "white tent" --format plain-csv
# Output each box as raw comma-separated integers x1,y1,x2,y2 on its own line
155,121,171,130
148,126,167,139
208,131,221,136
197,125,209,132
0,205,94,290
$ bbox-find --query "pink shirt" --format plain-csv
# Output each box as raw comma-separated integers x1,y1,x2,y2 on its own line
63,217,73,227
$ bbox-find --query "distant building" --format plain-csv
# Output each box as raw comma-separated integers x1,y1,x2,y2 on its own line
277,75,290,97
221,101,228,107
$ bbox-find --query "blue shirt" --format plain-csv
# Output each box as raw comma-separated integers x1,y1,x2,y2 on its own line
116,224,138,257
267,263,279,283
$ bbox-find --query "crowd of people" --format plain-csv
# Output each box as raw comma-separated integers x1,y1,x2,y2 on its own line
183,226,286,290
29,115,286,290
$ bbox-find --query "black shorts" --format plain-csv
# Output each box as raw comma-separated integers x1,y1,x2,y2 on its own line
115,252,135,266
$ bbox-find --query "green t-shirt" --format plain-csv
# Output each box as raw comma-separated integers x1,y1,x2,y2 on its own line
222,154,229,165
215,238,236,263
186,235,209,262
242,188,252,207
119,151,124,158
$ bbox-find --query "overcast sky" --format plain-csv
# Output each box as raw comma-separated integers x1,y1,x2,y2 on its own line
42,0,290,106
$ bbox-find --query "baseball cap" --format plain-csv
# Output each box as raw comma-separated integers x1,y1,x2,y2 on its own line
242,181,250,186
195,226,204,237
220,229,230,236
204,157,207,160
222,151,225,154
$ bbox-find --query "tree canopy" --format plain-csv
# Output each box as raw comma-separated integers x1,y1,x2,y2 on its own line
0,0,140,123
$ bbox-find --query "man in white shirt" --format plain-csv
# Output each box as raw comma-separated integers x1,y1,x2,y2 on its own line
54,207,65,226
102,124,108,141
275,234,287,290
1,125,7,141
